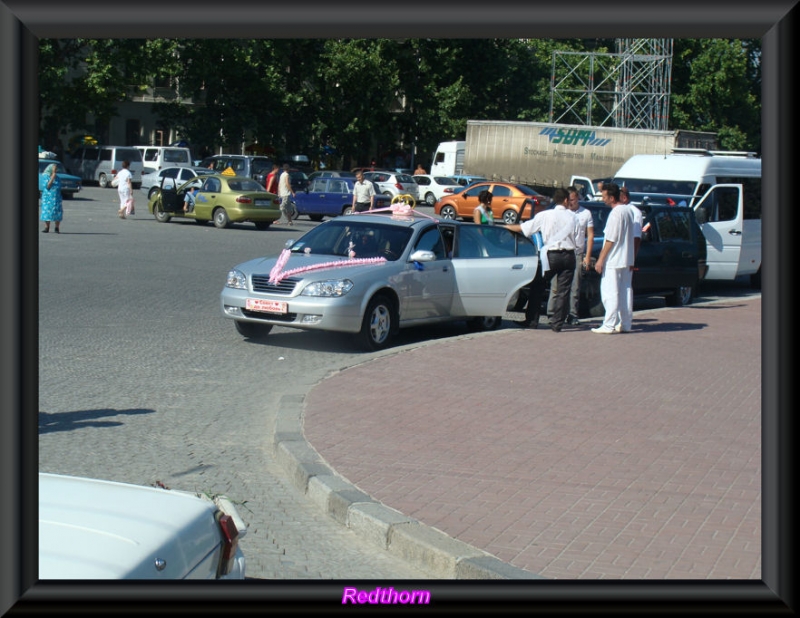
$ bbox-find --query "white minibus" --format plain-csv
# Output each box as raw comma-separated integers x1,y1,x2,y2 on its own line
613,151,761,286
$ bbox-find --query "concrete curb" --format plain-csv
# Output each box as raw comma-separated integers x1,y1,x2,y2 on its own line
272,392,544,580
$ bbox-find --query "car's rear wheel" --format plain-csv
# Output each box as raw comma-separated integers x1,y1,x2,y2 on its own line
254,221,271,230
234,321,273,339
467,316,503,331
214,208,231,229
665,285,694,307
439,205,457,220
502,209,520,225
98,173,109,188
154,201,171,223
360,295,394,351
425,192,436,206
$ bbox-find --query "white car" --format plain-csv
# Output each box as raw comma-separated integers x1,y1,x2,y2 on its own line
39,473,247,579
411,174,463,206
362,171,420,200
140,166,215,200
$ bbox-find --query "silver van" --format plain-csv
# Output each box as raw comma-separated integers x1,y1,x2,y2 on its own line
136,146,193,175
67,145,144,189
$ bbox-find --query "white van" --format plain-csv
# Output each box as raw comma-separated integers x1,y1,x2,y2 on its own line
136,146,193,175
430,141,466,177
67,145,144,189
613,151,761,286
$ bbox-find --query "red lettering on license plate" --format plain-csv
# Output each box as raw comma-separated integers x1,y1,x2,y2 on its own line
245,298,287,314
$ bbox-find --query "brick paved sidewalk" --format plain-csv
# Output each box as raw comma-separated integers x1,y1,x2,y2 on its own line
303,299,761,579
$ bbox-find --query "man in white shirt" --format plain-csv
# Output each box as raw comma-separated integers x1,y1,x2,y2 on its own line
351,172,375,212
505,188,580,332
546,186,594,325
592,183,640,334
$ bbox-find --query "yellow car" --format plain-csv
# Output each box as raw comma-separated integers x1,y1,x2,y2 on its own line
148,174,281,230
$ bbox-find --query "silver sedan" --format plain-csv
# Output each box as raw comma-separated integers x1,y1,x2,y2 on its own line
220,209,539,350
140,166,214,200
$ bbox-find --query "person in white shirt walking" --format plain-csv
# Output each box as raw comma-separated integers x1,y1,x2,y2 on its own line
351,172,375,212
591,182,640,334
278,164,296,226
505,188,580,332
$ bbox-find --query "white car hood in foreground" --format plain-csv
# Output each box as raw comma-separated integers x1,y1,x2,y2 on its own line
39,473,240,580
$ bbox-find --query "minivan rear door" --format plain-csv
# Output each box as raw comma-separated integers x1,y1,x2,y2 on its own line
693,184,748,281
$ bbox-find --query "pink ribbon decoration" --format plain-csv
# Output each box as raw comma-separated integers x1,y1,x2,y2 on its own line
268,253,386,285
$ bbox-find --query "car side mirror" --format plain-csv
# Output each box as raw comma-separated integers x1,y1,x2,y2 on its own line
409,250,437,262
695,206,708,224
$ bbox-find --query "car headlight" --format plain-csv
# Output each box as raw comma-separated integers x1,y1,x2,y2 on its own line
301,279,354,297
225,269,248,290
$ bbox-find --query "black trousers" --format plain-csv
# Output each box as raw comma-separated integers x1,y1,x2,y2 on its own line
354,202,371,213
525,250,575,329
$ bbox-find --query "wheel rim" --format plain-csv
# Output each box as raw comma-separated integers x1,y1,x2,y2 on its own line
426,193,435,206
502,209,519,224
368,304,391,344
441,206,455,219
215,210,228,227
99,174,107,188
678,286,692,304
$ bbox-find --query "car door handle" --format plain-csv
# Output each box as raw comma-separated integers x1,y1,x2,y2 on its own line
512,264,524,269
728,229,742,236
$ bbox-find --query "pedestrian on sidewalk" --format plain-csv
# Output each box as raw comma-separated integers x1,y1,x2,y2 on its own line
505,188,580,332
40,163,63,233
278,164,296,225
591,182,640,334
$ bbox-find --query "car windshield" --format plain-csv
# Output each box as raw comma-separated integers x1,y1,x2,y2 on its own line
614,178,698,196
288,220,413,261
226,178,265,192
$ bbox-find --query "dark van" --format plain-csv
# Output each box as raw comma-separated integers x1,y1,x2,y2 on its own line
578,202,708,317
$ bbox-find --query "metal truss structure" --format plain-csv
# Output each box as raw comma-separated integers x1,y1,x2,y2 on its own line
550,39,674,131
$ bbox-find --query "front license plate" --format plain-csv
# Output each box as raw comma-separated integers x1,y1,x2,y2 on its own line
246,298,287,314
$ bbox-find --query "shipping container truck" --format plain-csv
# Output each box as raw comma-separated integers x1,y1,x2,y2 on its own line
431,120,717,197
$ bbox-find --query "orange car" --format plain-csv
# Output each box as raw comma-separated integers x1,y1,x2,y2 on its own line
434,182,549,224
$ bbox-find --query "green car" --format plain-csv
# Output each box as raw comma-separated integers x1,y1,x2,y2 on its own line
148,174,281,230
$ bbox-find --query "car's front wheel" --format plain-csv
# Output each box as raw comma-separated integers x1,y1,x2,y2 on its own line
360,295,394,351
235,321,273,339
214,208,231,229
439,205,457,220
502,209,520,225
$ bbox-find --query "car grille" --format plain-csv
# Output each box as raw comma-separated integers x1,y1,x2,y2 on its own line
251,275,300,295
241,309,297,322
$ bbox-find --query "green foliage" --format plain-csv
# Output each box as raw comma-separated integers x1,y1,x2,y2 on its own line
40,38,762,164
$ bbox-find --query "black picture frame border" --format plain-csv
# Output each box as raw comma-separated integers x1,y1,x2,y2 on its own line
2,1,794,614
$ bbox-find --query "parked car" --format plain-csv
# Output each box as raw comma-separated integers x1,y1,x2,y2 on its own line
450,174,488,187
39,472,247,579
293,177,392,221
38,158,82,199
435,181,549,224
576,202,708,316
148,174,281,230
140,166,215,200
307,170,356,182
220,209,539,351
136,145,193,175
66,145,144,189
362,171,420,200
411,174,463,206
199,154,275,187
280,154,313,173
287,169,310,193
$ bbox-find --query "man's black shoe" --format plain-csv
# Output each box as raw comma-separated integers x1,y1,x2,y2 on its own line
566,314,581,325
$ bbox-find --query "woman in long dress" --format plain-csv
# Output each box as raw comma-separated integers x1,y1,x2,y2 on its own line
40,163,63,233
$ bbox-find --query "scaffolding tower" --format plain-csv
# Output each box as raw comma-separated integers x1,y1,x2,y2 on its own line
550,39,673,131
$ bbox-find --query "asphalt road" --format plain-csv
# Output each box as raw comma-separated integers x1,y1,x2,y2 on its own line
37,186,439,579
38,186,759,581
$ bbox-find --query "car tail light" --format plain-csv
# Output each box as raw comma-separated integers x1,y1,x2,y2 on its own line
216,513,239,576
444,188,454,194
236,196,253,204
395,182,404,190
